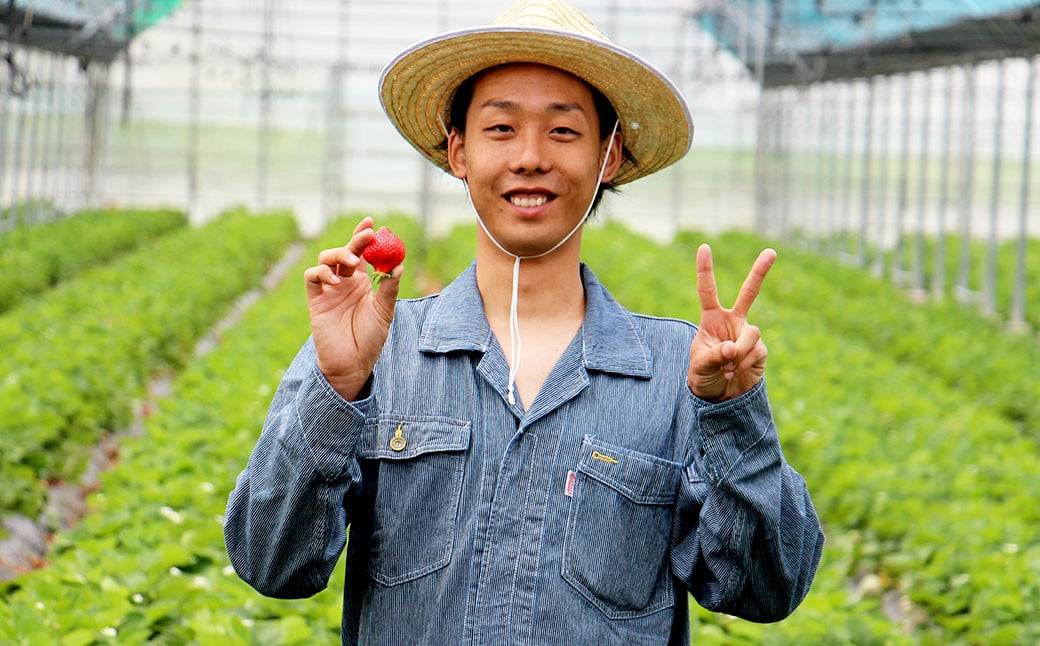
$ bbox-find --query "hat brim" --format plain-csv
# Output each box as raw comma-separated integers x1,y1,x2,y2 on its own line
379,26,694,186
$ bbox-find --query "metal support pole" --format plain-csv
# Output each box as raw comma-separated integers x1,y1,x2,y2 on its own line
23,52,43,221
257,0,275,212
121,0,136,125
188,0,201,222
0,61,8,229
40,53,60,217
812,84,827,250
872,75,891,277
933,66,955,298
84,62,110,210
913,69,932,296
840,81,857,259
669,16,687,236
858,77,875,268
753,89,770,233
8,63,28,225
826,83,840,249
983,59,1006,318
53,56,70,213
891,73,912,284
778,88,793,239
1010,55,1035,330
751,0,768,234
955,62,977,303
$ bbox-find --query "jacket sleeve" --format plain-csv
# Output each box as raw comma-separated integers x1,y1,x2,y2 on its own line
670,378,824,622
223,338,373,599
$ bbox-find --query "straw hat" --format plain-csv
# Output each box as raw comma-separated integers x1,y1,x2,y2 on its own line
378,0,694,186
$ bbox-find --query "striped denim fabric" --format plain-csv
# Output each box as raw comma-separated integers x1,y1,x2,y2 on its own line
224,264,824,645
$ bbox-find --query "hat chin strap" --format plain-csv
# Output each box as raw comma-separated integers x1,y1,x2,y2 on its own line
457,119,620,407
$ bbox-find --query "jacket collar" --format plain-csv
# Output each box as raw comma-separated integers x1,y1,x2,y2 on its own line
419,263,652,378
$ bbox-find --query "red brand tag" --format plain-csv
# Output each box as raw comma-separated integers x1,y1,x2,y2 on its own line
565,470,576,497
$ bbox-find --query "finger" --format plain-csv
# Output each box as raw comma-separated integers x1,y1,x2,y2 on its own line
695,337,737,374
304,264,341,295
696,244,722,312
371,264,404,323
734,338,768,374
731,324,762,361
346,220,376,256
353,216,374,236
731,248,777,318
316,247,362,277
717,327,761,380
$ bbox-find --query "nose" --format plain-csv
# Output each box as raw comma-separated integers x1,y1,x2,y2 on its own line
509,129,551,175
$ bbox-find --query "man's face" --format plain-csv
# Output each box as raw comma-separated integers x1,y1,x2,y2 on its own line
447,63,621,257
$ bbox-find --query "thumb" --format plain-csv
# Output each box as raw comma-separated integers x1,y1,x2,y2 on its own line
372,264,403,322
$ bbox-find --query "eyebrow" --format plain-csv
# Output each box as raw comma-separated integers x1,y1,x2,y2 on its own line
480,99,587,114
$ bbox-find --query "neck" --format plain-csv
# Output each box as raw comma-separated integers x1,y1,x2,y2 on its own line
475,230,585,325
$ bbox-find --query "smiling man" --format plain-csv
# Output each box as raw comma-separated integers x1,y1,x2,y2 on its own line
224,1,824,644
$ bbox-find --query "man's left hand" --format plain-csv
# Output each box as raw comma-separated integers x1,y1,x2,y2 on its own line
687,244,776,402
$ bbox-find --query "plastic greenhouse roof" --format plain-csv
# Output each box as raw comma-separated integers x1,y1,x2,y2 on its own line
698,0,1040,86
0,0,182,61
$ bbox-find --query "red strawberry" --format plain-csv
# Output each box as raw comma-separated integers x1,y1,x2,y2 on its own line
361,226,406,278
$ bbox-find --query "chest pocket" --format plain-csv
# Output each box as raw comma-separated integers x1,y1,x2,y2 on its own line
359,415,471,586
562,436,680,619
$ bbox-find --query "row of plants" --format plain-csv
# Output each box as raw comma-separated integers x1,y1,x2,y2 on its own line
0,208,187,314
0,215,422,644
885,233,1039,327
810,230,1039,331
0,209,299,526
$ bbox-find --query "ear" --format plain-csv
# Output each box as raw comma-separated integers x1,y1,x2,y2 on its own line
447,127,467,179
599,131,623,184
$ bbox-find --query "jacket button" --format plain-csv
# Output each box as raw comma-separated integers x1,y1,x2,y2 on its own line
389,424,406,451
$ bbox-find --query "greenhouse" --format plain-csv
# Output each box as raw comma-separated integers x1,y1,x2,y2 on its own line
2,1,1039,643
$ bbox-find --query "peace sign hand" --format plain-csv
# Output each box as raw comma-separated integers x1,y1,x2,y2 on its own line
687,244,777,402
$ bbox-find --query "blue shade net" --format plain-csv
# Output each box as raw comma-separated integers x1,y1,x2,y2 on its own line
697,0,1040,85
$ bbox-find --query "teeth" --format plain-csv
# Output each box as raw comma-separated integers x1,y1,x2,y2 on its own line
510,195,548,208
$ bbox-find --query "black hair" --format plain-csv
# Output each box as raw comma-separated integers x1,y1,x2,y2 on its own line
440,66,637,212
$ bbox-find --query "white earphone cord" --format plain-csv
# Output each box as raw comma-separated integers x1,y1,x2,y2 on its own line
444,116,620,406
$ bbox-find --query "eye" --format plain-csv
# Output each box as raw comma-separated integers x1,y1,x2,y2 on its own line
485,124,514,135
550,126,580,139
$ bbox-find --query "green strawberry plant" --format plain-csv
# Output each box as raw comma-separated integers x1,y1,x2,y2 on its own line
0,208,187,314
0,208,299,525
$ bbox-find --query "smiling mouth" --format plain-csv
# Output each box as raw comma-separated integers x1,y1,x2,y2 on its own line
507,193,553,208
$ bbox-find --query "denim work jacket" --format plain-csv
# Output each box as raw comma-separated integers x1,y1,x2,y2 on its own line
224,263,824,645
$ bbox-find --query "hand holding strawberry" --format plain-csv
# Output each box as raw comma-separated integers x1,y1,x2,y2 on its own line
303,218,404,401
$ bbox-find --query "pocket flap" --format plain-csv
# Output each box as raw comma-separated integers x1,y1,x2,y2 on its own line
361,415,471,460
577,437,679,506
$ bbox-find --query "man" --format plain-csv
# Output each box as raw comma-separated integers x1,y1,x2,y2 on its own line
224,1,824,644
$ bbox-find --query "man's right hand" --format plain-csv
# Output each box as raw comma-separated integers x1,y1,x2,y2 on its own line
304,217,403,401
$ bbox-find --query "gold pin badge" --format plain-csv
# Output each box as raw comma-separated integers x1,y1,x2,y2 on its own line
389,423,406,452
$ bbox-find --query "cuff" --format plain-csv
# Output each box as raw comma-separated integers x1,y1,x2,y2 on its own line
296,361,375,481
690,379,775,484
